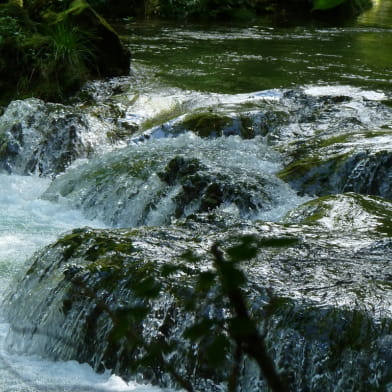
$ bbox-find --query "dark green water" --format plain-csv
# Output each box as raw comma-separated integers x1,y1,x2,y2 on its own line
121,1,392,95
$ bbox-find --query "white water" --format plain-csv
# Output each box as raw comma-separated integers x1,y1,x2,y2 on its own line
0,174,165,392
1,82,388,391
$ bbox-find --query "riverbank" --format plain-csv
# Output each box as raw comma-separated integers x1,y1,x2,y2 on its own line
0,0,375,106
0,0,130,105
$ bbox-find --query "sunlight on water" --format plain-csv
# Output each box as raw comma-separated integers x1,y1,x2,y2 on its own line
0,174,165,392
304,85,386,100
45,133,308,227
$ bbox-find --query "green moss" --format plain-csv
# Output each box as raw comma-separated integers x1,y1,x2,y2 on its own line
286,193,392,236
263,295,293,318
141,103,184,132
238,115,256,139
106,126,138,143
0,0,129,104
355,194,392,236
381,99,392,109
56,228,91,259
278,149,353,196
293,198,332,224
278,155,324,181
181,112,232,138
56,228,136,263
84,237,134,261
316,133,352,148
83,154,158,185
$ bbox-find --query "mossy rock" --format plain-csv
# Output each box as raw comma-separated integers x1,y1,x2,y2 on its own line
0,97,121,176
278,129,392,198
0,0,130,104
150,109,287,140
53,0,130,77
177,112,234,138
285,193,392,236
43,134,286,226
5,217,392,390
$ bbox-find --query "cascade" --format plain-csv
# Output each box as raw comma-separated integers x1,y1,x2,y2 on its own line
0,17,391,392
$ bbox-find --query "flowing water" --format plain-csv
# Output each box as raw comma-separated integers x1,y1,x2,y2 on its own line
0,176,163,391
0,2,392,391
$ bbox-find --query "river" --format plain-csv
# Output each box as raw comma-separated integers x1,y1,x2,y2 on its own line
0,2,391,391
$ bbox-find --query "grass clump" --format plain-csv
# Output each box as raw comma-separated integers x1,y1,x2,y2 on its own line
0,0,129,104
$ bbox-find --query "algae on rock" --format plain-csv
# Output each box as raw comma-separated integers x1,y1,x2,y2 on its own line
4,210,392,390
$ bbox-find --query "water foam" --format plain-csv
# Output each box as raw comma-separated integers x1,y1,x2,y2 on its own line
0,174,164,392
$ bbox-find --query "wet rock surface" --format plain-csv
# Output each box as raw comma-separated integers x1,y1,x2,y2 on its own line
43,133,301,226
4,198,392,390
273,90,392,198
0,98,133,176
2,86,392,391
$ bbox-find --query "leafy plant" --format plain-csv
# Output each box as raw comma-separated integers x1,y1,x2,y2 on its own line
312,0,346,10
0,16,24,41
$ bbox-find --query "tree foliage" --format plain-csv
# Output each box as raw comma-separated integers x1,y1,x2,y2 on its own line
313,0,346,10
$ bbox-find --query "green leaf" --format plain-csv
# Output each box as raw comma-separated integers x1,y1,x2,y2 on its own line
161,264,181,277
204,334,231,366
259,237,299,248
183,319,215,341
219,262,246,289
181,249,200,263
227,235,259,262
133,276,162,298
196,271,216,291
312,0,346,10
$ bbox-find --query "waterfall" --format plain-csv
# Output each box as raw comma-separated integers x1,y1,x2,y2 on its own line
0,79,391,391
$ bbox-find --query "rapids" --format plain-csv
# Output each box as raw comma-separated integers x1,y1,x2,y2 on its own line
0,175,162,391
0,3,392,391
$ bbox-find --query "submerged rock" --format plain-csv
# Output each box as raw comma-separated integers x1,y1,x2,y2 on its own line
4,197,392,390
0,98,130,176
285,192,392,236
43,133,305,226
278,130,392,198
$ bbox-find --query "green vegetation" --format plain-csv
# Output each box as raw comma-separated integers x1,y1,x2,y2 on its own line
0,0,373,103
90,0,372,20
181,112,232,138
284,193,392,235
0,0,130,104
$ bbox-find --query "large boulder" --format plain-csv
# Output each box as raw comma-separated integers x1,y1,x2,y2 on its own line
53,0,130,77
4,196,392,390
42,133,306,226
0,98,128,176
0,0,130,104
